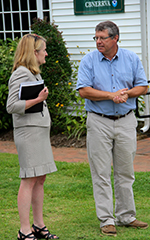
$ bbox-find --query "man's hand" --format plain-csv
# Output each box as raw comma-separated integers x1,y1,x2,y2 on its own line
112,89,129,104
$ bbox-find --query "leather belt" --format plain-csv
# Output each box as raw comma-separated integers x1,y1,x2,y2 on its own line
92,110,132,120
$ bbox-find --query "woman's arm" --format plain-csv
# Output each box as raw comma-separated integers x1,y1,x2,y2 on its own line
7,68,46,114
25,87,48,110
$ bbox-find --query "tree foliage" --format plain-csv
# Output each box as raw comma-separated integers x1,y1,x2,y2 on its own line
0,38,18,130
31,18,75,134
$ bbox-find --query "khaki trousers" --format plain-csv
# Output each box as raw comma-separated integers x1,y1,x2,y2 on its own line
86,111,137,228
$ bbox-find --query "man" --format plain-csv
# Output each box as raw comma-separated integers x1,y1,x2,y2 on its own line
76,21,148,236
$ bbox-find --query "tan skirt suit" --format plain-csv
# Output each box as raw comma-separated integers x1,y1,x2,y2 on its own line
6,66,57,178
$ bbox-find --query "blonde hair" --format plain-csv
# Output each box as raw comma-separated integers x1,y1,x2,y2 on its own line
12,34,46,75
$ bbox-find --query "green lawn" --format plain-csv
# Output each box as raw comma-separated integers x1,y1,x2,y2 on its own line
0,152,150,239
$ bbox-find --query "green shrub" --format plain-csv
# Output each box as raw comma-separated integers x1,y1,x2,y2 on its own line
60,59,87,139
0,38,18,130
0,22,87,139
58,47,90,139
31,18,76,134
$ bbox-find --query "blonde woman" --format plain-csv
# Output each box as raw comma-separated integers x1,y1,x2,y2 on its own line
7,34,59,240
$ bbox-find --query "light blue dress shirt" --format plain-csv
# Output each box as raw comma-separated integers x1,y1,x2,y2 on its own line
76,47,148,115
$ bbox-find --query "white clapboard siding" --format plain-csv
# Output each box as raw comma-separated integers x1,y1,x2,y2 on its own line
50,0,149,122
50,0,150,130
51,0,142,61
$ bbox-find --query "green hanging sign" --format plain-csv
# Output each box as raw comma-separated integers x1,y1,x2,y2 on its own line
74,0,124,15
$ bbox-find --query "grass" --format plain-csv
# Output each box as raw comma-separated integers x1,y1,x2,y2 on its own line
0,152,150,240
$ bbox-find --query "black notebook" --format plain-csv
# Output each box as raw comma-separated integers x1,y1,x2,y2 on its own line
19,80,44,113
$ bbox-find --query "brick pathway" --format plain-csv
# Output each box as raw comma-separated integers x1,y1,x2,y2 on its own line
0,138,150,172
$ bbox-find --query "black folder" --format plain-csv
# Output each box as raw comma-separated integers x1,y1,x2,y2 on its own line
19,80,44,113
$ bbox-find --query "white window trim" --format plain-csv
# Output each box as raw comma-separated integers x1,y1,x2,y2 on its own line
0,0,51,40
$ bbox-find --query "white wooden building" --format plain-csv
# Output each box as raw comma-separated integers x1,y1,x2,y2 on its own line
0,1,148,63
0,0,150,130
0,0,149,77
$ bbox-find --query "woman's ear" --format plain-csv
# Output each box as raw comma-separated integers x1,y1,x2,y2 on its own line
34,49,38,56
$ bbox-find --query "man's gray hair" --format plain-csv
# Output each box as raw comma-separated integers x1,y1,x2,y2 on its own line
95,21,119,41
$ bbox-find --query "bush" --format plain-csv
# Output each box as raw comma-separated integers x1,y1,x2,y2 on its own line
31,18,76,134
60,59,87,139
0,38,18,130
0,21,87,139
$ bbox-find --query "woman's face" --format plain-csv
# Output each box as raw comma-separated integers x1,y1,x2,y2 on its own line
35,41,48,66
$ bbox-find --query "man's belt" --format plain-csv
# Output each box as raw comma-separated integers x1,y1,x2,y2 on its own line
91,110,132,120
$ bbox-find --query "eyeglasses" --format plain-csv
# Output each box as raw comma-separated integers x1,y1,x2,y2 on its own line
93,36,112,41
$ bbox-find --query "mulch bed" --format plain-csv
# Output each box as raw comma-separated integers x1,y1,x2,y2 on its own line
0,123,150,148
0,129,86,148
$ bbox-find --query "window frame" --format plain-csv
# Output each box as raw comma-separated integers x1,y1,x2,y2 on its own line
0,0,51,40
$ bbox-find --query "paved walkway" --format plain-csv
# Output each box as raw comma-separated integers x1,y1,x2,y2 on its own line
0,138,150,172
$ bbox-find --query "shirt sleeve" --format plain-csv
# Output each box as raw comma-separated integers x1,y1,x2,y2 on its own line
133,53,148,87
76,53,94,90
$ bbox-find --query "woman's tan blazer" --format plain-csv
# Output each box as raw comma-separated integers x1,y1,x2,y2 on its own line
6,66,51,128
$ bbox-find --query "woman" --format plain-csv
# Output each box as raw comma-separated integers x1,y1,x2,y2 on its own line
7,34,59,240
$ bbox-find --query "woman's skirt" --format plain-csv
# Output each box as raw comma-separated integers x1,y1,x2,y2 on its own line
14,126,57,178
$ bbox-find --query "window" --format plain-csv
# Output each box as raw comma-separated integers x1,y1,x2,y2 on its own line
0,0,50,40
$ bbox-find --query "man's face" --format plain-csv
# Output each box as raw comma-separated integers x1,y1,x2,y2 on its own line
95,29,118,57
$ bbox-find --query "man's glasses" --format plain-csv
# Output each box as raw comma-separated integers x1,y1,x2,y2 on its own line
93,36,112,41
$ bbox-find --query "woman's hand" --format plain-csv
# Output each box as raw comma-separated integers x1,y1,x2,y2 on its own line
25,87,49,110
38,87,49,101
